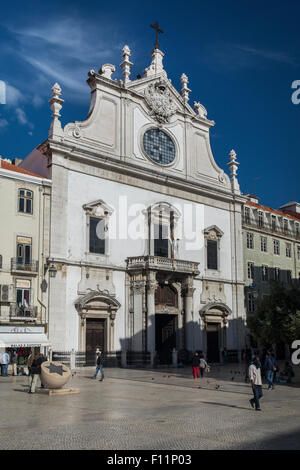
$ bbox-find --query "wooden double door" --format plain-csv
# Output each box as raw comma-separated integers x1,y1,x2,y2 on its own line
155,314,177,364
86,318,106,365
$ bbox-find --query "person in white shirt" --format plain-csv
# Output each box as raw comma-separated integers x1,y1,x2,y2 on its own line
0,351,10,377
248,356,263,411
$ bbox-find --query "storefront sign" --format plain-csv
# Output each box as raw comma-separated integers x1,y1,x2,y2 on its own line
0,326,45,334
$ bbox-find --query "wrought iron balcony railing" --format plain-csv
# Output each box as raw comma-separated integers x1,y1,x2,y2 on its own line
126,255,199,275
10,304,38,319
11,258,39,273
242,217,300,241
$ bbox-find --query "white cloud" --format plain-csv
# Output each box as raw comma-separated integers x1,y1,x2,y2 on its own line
6,84,24,106
15,107,28,125
236,45,297,66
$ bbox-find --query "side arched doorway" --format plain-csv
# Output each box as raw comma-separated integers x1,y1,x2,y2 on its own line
200,303,231,363
75,290,121,365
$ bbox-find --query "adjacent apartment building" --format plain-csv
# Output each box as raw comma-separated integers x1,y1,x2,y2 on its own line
0,157,51,351
243,195,300,348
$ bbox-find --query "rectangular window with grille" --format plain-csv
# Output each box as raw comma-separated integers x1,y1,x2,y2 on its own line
247,262,254,279
261,236,267,252
273,239,280,255
207,240,218,270
262,265,269,282
248,293,255,312
247,233,254,249
89,217,105,254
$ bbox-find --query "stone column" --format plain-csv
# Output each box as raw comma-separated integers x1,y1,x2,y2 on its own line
147,272,157,354
131,278,146,351
182,276,195,355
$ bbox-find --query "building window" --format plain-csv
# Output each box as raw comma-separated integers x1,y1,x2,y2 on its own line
207,240,218,270
274,267,280,282
287,270,292,284
18,189,33,214
16,279,31,308
16,236,32,267
261,236,267,252
283,219,288,233
154,218,170,258
298,246,300,261
273,239,280,255
262,265,269,282
271,215,276,231
296,224,299,238
248,293,255,313
89,217,105,254
244,207,250,223
286,243,292,258
247,262,254,280
204,226,224,271
0,255,2,269
247,233,254,249
258,211,264,228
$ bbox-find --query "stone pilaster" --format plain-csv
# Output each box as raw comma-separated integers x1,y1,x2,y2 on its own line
182,276,195,353
146,272,157,353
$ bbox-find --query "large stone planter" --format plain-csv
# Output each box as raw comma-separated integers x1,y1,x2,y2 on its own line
41,361,71,389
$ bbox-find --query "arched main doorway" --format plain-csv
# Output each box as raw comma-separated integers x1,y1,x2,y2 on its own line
200,303,231,363
75,290,120,365
155,284,181,364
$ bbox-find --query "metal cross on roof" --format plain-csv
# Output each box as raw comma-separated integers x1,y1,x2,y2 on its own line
151,21,164,49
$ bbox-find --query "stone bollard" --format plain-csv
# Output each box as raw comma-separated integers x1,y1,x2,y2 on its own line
121,350,127,368
70,349,76,371
172,349,178,368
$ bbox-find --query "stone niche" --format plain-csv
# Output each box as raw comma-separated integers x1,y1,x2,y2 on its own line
78,266,115,296
200,280,226,304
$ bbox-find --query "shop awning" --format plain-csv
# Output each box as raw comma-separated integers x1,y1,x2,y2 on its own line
0,333,51,348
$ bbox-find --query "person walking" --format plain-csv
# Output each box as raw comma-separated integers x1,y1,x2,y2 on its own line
264,351,276,390
1,350,10,376
192,352,200,385
29,353,44,393
249,356,263,411
12,350,18,376
93,352,104,381
199,354,208,378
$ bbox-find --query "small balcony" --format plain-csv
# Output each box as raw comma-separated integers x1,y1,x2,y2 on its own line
126,256,200,275
10,304,38,321
11,258,39,275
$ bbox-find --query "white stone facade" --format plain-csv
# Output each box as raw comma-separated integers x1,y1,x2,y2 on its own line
22,43,246,364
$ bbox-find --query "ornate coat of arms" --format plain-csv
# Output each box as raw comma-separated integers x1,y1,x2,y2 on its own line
144,80,177,123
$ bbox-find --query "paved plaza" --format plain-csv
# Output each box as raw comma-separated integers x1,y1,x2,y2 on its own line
0,365,300,450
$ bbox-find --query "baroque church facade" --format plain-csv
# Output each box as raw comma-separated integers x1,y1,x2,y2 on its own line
22,39,246,365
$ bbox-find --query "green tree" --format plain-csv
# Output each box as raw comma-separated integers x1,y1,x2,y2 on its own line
247,282,300,349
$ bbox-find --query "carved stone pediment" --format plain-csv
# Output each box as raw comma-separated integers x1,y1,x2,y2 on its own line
144,80,177,123
203,225,224,240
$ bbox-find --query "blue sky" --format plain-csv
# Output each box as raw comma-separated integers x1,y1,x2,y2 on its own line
0,0,299,209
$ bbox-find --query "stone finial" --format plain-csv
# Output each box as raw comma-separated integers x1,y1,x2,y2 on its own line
120,45,133,84
48,83,64,138
180,73,191,103
194,101,208,119
144,49,167,78
227,149,240,193
98,64,116,79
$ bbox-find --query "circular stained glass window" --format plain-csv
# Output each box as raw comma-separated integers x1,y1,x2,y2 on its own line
143,128,175,166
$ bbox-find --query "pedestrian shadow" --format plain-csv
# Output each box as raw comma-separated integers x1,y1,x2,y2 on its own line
200,400,252,411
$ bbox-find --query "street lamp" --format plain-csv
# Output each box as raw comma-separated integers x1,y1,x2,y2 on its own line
48,264,57,278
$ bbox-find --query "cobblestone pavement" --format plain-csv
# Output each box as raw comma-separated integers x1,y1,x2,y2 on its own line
0,366,300,450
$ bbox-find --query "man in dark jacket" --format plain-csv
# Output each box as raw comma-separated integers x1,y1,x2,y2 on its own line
29,353,46,394
264,351,276,390
93,352,104,381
